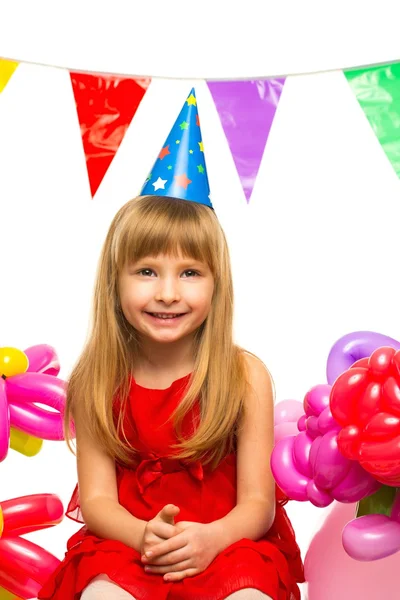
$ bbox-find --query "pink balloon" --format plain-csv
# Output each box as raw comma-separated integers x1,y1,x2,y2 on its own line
274,422,299,445
270,436,308,501
6,372,66,440
343,515,400,561
25,344,60,376
0,379,10,461
274,399,304,425
306,503,400,600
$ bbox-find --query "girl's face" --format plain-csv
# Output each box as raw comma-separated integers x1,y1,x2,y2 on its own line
118,252,215,345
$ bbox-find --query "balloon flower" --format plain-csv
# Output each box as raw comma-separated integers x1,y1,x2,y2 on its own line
0,494,63,599
271,384,379,507
0,345,68,462
272,330,400,561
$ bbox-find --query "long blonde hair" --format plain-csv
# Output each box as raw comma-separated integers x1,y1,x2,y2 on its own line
65,195,249,467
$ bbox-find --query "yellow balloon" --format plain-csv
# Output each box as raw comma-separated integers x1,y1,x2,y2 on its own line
0,587,23,600
10,428,43,457
0,347,29,378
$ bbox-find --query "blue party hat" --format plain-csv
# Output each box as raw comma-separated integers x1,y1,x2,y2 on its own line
140,88,213,208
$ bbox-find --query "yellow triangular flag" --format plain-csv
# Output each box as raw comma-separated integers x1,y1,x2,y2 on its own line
0,59,19,93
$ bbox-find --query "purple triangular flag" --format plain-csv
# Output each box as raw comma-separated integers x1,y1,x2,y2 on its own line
207,79,285,202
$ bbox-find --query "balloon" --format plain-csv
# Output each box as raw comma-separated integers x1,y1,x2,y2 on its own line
0,494,63,598
326,331,400,385
0,344,68,460
342,515,400,561
271,384,380,507
274,399,304,425
25,344,60,376
9,428,43,457
306,502,400,600
331,346,400,486
0,537,59,599
0,349,28,379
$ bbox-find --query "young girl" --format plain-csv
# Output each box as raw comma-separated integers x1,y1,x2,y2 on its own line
38,91,304,600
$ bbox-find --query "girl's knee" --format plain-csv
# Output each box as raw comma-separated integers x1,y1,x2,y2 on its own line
224,590,273,600
80,574,137,599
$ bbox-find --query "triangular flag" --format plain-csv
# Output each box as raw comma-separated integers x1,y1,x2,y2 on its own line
207,79,285,202
0,59,19,93
70,73,150,198
345,62,400,178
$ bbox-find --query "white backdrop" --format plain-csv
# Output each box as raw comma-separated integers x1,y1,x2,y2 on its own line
1,6,400,599
1,0,400,79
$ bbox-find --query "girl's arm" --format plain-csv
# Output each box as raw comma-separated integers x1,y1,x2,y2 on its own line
208,352,276,552
74,402,147,552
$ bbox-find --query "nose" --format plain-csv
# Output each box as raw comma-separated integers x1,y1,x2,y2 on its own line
155,276,181,305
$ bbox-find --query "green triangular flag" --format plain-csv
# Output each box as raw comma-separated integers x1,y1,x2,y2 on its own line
345,61,400,178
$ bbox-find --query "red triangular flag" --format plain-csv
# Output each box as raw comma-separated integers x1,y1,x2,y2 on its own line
207,79,285,202
70,73,150,197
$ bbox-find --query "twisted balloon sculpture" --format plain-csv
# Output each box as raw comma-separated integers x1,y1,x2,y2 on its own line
0,344,68,461
272,331,400,561
0,494,63,599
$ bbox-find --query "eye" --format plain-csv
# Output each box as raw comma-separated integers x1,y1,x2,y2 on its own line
182,270,200,277
138,268,155,277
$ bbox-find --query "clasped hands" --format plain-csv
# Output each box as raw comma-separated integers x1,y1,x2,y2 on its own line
140,504,220,582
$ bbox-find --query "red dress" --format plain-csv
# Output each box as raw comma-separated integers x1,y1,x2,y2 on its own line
38,373,304,600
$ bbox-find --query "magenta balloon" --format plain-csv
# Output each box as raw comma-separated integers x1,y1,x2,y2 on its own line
9,400,64,440
306,480,332,507
274,399,304,425
305,415,320,438
304,384,331,417
309,435,322,476
318,406,340,435
25,344,60,376
6,372,66,410
326,331,400,385
333,461,380,503
297,415,306,431
342,515,400,561
274,422,299,445
293,431,313,478
314,430,351,490
390,490,400,523
270,436,309,501
0,378,10,461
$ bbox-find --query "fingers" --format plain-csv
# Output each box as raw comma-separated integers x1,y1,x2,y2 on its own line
164,568,198,582
143,532,186,559
156,504,180,524
149,521,177,540
143,546,188,566
144,559,192,575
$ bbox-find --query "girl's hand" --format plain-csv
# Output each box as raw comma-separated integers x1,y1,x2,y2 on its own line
140,504,180,557
141,521,221,582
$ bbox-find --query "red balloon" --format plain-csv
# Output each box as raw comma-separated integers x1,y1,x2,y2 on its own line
330,347,400,486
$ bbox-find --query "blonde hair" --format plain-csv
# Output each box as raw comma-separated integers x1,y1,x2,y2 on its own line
65,195,250,467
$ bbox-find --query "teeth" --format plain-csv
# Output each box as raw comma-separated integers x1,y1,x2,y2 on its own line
152,313,180,319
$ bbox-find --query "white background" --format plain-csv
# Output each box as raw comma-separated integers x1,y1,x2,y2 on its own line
1,3,400,599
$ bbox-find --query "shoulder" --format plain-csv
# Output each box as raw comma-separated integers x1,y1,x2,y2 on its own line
242,351,275,402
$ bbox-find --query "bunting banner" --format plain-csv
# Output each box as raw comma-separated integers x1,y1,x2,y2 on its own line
0,59,19,94
344,63,400,178
207,79,285,202
1,56,400,200
70,73,151,197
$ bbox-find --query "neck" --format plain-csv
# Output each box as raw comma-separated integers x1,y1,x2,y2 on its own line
135,333,196,377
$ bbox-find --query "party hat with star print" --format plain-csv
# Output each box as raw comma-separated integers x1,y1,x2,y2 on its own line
140,88,212,208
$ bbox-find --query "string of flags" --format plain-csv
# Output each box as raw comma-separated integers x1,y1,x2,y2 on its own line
1,58,400,201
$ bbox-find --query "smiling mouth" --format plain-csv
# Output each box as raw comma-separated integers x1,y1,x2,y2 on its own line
145,312,186,320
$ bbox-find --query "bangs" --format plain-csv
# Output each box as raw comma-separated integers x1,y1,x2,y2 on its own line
114,196,220,276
